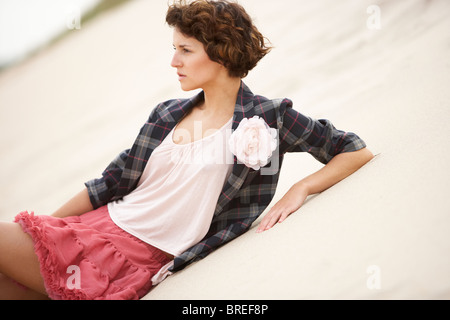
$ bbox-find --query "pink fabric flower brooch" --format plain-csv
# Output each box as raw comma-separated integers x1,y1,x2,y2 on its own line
229,116,277,170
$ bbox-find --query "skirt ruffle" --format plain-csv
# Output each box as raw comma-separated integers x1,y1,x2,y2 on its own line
14,206,170,300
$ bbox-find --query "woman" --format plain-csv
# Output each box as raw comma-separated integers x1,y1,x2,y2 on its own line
0,0,373,300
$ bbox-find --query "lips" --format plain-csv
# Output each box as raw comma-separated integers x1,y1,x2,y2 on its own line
177,72,186,80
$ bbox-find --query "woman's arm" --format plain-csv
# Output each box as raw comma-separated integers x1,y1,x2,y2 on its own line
256,147,374,233
51,188,94,218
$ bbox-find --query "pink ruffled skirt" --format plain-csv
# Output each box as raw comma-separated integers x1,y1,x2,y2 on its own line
14,206,171,300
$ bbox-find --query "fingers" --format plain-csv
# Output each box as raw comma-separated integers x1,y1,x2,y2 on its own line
256,208,290,233
256,186,308,233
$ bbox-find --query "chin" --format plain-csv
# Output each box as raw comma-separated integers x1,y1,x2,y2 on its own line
180,85,193,92
180,81,200,92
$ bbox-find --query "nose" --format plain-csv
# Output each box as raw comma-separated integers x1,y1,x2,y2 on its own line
171,52,182,68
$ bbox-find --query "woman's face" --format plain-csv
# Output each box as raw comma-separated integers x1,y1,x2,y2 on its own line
171,28,226,91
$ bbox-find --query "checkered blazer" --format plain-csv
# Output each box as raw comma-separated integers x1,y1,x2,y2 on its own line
85,81,366,272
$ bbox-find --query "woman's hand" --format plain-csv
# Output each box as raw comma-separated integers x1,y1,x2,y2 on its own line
255,148,374,233
256,183,309,233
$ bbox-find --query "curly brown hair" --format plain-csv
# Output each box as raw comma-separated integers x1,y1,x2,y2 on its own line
166,0,271,78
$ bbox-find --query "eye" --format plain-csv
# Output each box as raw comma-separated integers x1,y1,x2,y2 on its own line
173,45,192,53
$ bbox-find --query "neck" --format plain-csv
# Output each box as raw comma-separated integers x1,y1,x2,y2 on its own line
200,77,241,116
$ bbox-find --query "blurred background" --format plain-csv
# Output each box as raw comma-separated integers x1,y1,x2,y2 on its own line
0,0,130,70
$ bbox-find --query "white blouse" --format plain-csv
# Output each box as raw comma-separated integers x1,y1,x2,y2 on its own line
108,117,233,259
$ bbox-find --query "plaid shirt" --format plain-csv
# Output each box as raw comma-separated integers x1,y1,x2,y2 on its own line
85,81,366,272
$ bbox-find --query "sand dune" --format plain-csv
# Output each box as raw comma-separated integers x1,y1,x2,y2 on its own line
0,0,449,299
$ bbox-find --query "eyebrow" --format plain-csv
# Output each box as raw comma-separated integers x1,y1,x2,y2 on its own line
173,44,193,48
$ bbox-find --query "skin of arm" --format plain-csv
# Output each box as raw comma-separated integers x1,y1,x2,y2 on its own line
51,188,94,218
256,147,374,233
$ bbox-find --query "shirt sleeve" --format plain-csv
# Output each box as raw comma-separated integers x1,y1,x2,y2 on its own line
279,102,367,164
83,102,165,209
84,149,130,209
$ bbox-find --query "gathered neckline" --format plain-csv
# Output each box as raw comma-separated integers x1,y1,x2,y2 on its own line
170,116,233,146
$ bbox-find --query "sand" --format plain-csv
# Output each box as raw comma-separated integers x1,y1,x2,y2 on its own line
0,0,449,299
